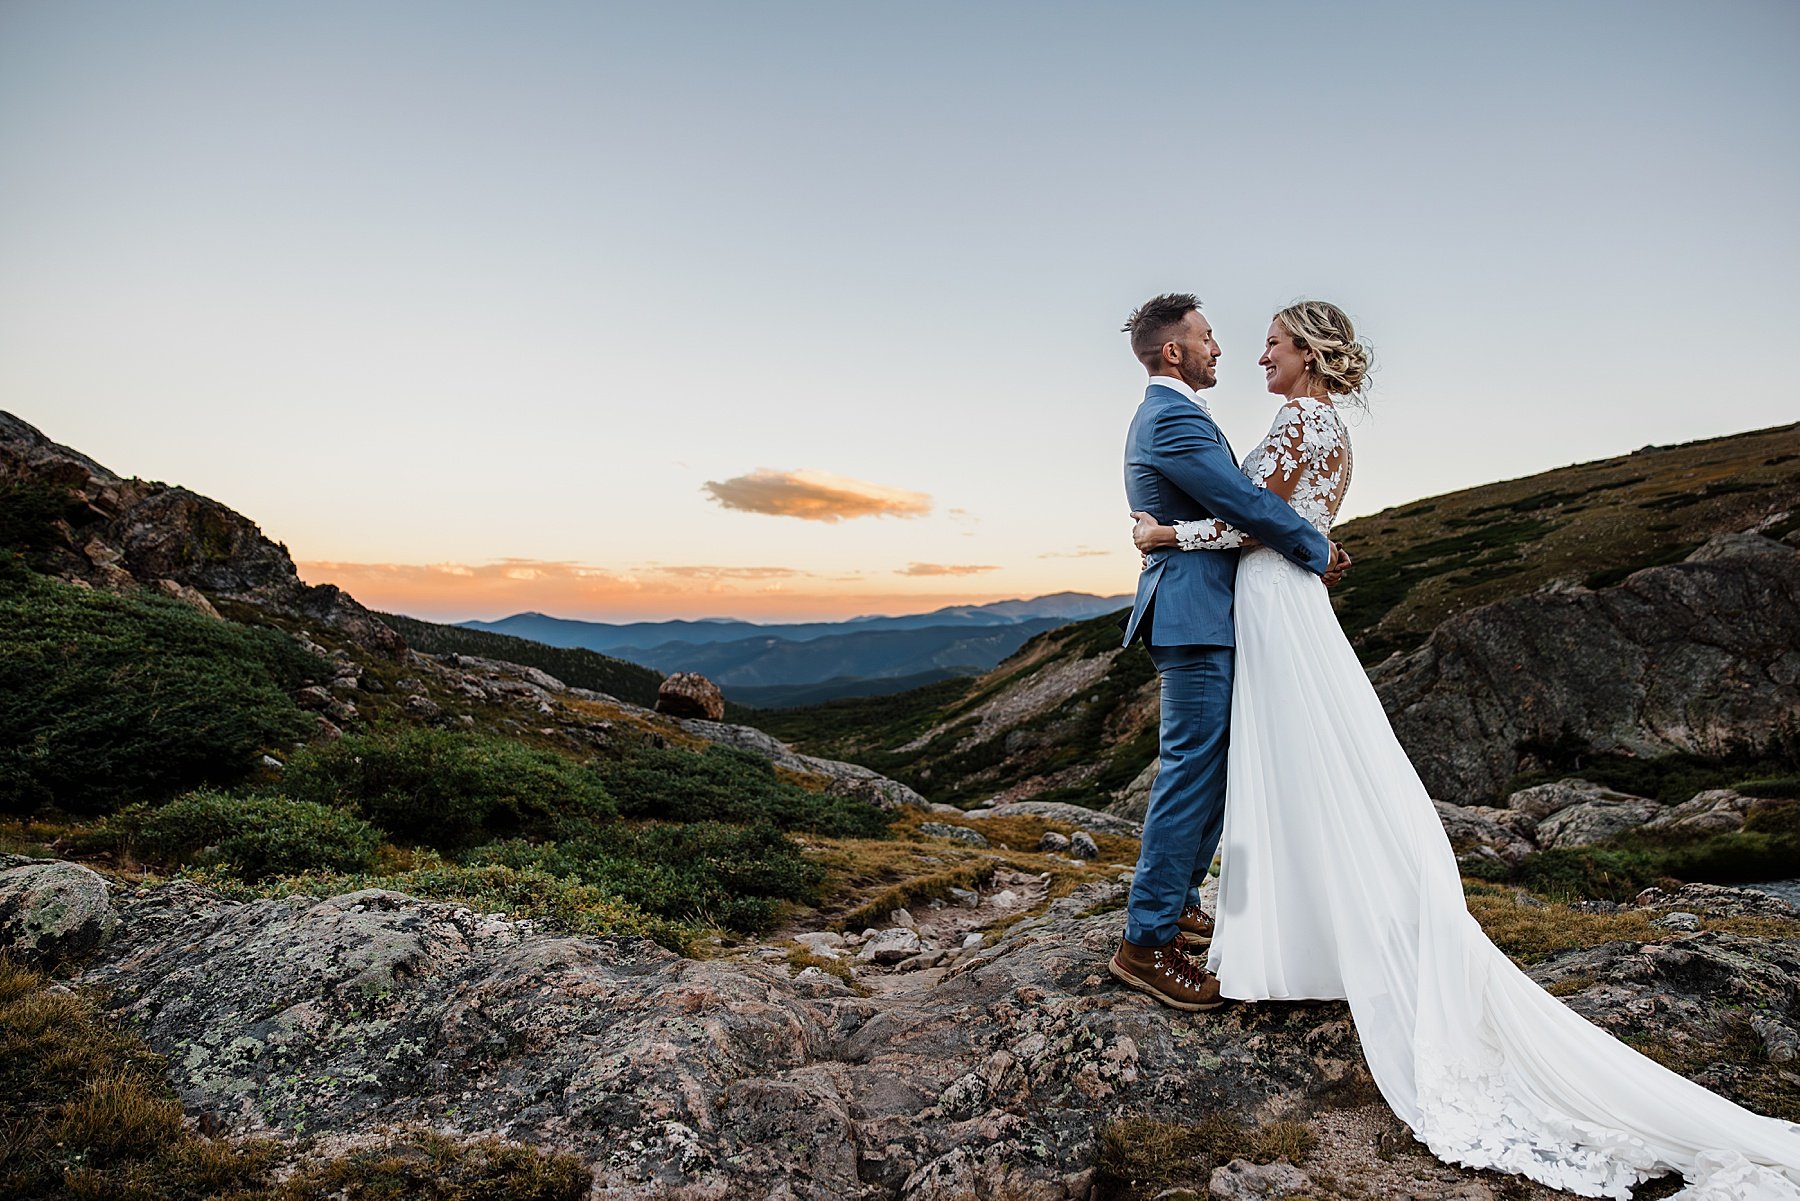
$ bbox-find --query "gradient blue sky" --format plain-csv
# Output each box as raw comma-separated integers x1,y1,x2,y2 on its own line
4,1,1796,621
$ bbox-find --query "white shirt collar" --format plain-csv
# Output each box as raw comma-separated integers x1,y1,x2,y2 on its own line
1147,374,1212,418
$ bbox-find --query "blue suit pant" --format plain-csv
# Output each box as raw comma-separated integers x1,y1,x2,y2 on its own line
1124,642,1232,948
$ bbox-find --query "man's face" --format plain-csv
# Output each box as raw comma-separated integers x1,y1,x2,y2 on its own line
1168,311,1220,390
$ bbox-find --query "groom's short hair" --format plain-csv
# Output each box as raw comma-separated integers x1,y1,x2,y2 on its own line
1123,293,1201,365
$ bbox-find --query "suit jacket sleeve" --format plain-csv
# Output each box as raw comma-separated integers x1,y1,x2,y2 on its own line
1146,405,1330,574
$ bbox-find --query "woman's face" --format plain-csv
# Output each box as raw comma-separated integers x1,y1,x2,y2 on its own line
1259,320,1310,396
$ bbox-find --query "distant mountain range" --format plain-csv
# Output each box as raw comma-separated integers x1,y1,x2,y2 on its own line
460,593,1129,700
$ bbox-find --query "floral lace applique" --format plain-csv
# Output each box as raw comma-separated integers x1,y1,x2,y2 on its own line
1171,397,1351,549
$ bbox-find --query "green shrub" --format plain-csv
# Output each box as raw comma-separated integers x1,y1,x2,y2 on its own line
0,480,92,565
593,744,890,838
279,727,615,852
123,789,383,879
1510,846,1662,902
0,571,319,817
1492,813,1800,902
475,821,825,934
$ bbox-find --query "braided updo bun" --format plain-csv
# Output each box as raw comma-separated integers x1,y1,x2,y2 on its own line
1273,300,1372,403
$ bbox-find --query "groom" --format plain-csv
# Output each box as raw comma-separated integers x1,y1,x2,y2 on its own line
1109,292,1348,1012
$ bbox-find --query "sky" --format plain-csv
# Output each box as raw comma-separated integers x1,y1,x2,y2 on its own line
3,1,1797,623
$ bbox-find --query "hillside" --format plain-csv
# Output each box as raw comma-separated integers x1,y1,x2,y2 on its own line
1331,422,1800,664
377,611,669,708
757,423,1800,809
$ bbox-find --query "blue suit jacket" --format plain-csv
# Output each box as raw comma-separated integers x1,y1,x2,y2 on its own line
1122,384,1330,648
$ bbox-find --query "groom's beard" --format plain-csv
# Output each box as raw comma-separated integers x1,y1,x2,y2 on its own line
1185,364,1217,390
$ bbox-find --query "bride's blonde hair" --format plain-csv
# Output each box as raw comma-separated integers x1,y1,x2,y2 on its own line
1273,300,1372,405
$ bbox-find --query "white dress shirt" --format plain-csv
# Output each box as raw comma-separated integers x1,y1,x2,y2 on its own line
1147,374,1213,420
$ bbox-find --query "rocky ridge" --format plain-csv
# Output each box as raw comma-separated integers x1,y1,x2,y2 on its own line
5,856,1796,1200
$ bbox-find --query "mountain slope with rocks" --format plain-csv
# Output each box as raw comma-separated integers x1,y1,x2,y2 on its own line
758,424,1800,816
5,409,1799,1200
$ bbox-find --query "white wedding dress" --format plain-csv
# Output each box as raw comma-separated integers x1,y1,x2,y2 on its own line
1172,396,1800,1200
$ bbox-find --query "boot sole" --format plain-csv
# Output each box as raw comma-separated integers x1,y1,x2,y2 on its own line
1108,957,1223,1012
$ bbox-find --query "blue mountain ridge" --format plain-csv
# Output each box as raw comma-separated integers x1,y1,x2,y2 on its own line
460,591,1129,656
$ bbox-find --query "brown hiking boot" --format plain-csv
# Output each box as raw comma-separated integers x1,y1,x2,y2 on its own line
1175,904,1214,952
1109,938,1223,1012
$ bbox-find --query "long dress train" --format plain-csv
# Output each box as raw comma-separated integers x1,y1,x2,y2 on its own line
1182,396,1800,1200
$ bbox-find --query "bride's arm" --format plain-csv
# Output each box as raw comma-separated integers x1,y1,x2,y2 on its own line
1132,511,1260,553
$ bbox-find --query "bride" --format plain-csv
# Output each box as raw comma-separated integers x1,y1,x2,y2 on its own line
1129,300,1800,1200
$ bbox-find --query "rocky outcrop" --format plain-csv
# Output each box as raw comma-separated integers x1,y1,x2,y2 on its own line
656,671,726,720
1371,535,1800,805
1534,794,1667,849
0,411,404,657
1642,789,1759,835
961,800,1144,841
9,861,1794,1200
1432,801,1538,864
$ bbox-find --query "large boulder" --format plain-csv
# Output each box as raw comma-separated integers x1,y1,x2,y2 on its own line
1640,789,1758,835
1535,796,1665,849
0,858,117,967
1107,759,1158,824
656,671,726,720
1371,536,1800,805
1504,778,1645,822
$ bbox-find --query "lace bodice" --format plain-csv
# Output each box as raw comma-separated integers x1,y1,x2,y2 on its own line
1173,396,1352,550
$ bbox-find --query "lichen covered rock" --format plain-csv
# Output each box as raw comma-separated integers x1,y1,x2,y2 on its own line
0,857,117,967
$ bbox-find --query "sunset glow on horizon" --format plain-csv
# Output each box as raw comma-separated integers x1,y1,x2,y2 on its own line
296,556,1080,625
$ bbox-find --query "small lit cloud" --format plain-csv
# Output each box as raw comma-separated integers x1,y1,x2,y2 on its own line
897,562,1000,577
1038,547,1114,559
651,564,806,581
703,468,931,521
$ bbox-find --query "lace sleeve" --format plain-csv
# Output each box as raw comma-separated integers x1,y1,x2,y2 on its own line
1250,398,1350,527
1172,518,1247,551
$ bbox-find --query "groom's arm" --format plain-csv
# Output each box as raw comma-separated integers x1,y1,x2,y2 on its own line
1146,406,1329,575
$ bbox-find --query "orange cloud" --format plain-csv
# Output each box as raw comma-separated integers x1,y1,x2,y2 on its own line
702,469,931,521
897,562,999,576
1038,548,1114,559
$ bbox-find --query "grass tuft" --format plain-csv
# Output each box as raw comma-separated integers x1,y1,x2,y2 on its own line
1093,1113,1316,1200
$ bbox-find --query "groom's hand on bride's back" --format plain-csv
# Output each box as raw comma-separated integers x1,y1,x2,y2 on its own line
1323,541,1353,588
